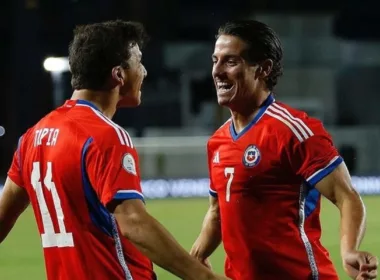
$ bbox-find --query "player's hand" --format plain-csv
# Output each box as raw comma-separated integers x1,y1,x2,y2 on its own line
342,250,378,279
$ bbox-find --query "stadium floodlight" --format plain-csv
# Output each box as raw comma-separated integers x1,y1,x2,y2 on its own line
43,57,70,107
43,57,70,73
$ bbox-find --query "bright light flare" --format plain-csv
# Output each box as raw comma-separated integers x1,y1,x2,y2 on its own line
43,57,70,73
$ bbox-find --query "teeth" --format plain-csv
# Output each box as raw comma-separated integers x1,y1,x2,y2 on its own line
219,88,232,93
217,82,231,88
216,82,233,92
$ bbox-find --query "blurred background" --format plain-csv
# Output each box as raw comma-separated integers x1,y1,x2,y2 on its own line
0,0,380,279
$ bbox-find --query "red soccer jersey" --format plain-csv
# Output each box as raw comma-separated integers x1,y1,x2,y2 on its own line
7,99,156,280
208,94,342,280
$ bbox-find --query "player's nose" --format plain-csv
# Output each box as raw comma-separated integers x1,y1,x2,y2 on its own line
212,62,226,79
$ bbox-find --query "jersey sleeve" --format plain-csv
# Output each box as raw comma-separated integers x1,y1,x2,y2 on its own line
288,121,343,187
7,136,24,187
207,141,218,197
85,140,144,207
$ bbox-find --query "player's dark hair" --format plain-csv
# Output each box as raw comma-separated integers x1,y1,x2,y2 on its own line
69,20,148,90
217,20,283,91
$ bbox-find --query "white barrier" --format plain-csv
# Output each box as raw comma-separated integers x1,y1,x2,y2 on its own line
132,130,380,178
1,176,380,198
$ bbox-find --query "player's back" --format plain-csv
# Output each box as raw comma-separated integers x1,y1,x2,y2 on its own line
16,100,155,280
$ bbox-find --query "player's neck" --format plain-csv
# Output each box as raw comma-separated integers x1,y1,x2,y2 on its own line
230,111,257,134
71,89,119,118
230,91,271,134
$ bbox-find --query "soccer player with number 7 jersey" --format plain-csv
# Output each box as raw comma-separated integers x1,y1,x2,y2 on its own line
190,20,378,280
0,20,230,280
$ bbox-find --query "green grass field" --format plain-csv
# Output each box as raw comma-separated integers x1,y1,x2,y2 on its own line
0,196,379,279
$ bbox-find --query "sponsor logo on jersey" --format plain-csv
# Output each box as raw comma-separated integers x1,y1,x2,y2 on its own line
213,151,220,164
122,153,137,175
242,145,261,167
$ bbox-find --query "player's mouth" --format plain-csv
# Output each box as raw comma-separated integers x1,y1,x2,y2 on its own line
217,82,234,94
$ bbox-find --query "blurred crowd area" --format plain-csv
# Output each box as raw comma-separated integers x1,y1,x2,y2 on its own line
1,0,380,177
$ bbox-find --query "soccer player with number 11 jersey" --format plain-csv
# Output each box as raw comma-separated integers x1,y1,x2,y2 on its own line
191,20,378,280
0,20,229,280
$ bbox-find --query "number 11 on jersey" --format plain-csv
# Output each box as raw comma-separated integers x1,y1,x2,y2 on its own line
31,161,74,248
224,167,234,202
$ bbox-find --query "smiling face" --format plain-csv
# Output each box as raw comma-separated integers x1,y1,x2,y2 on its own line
117,44,147,107
212,35,262,108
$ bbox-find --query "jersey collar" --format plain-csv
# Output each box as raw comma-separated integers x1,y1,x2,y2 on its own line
63,99,101,112
75,99,101,111
229,93,275,141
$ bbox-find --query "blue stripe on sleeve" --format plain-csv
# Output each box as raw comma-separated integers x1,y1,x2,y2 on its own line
307,156,343,187
209,189,218,197
113,191,145,202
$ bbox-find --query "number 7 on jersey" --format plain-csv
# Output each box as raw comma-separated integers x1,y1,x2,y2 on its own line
224,167,234,202
31,161,74,248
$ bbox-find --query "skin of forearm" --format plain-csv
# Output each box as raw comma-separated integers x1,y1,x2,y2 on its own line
192,207,222,259
338,192,366,256
120,211,214,280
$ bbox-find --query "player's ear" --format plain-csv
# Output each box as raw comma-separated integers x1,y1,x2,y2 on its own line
257,59,273,79
111,66,125,86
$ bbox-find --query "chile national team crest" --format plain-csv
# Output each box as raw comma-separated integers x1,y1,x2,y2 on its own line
242,145,261,168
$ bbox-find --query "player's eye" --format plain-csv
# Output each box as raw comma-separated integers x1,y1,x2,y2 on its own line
226,60,238,66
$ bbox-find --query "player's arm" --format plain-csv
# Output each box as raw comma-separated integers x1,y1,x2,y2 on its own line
290,124,377,279
191,142,221,266
87,142,228,280
315,163,365,257
190,195,221,266
111,199,225,280
0,177,29,243
315,163,377,279
0,136,29,244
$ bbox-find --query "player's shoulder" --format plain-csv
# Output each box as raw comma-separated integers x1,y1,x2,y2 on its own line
85,114,135,151
66,102,136,152
265,101,328,143
17,127,34,147
18,110,58,145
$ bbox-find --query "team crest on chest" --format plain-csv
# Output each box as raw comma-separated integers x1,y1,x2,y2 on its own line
242,145,261,167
